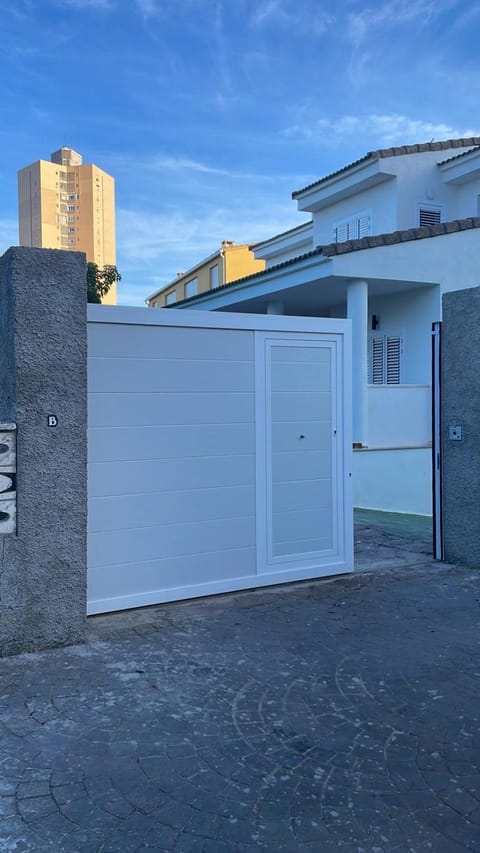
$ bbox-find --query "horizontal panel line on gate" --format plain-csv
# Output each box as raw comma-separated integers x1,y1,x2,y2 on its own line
268,418,331,424
272,505,332,516
88,513,256,535
89,483,256,500
271,476,333,485
89,421,254,430
271,449,331,456
88,543,256,570
88,452,255,464
88,391,255,396
88,356,254,364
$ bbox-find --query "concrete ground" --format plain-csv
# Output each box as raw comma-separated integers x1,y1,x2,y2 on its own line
1,518,479,852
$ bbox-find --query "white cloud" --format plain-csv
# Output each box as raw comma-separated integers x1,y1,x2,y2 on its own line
288,113,480,146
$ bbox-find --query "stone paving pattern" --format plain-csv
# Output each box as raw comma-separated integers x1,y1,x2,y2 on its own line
0,530,479,851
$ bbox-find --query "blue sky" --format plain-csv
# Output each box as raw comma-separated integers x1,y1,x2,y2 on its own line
1,0,479,305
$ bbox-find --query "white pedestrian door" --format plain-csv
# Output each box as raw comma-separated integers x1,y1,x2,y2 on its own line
255,334,344,577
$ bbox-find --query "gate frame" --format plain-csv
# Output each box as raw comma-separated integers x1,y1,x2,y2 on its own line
87,305,353,613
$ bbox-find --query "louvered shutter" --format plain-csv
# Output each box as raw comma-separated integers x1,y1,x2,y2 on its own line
419,207,441,227
333,222,349,243
370,337,385,384
386,336,401,383
346,217,357,239
358,213,371,238
369,335,402,384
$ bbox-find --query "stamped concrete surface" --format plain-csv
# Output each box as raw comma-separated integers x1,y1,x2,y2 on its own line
1,536,480,851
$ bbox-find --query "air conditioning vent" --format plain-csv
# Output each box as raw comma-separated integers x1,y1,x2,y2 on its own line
419,207,441,227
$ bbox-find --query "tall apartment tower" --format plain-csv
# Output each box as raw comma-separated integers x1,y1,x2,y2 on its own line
18,147,117,304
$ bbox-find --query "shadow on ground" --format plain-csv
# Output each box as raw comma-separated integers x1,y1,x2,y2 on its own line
1,516,479,852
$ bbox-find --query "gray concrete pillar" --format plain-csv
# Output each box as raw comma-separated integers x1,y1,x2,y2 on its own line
442,286,480,567
0,247,87,655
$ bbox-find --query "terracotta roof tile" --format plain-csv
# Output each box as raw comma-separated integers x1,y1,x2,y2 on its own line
322,216,480,256
438,145,480,166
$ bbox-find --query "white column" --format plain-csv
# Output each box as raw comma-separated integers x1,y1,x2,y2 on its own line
266,301,284,315
347,279,368,446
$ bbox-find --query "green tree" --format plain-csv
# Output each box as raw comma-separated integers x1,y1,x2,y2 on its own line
87,263,121,303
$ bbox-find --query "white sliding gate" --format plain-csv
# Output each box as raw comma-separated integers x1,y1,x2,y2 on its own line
87,307,352,615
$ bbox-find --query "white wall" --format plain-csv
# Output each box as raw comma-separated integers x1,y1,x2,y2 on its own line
312,180,397,245
455,177,480,219
367,385,431,447
332,229,480,300
391,153,457,230
353,447,432,515
368,286,440,384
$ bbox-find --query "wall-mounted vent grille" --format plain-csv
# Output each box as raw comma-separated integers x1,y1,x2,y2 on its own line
419,207,441,227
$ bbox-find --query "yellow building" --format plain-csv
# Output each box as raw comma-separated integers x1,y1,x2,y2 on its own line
146,240,265,307
18,147,117,304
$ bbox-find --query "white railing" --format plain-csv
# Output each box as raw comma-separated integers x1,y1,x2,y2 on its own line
367,384,431,448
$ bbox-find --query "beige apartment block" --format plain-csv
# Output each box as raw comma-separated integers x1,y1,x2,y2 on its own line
146,241,265,308
18,147,117,304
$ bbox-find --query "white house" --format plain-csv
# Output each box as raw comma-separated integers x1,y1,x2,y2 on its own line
167,138,480,516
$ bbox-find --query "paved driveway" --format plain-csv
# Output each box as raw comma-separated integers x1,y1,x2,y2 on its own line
0,552,479,851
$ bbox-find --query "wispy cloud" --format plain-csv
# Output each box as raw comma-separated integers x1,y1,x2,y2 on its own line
249,0,335,33
55,0,115,8
135,0,158,17
116,199,302,305
0,0,34,20
284,113,480,146
117,202,298,265
347,0,440,46
344,0,460,85
250,0,290,27
151,155,232,176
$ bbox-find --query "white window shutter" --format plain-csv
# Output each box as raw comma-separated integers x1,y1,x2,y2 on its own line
333,210,371,243
333,222,349,243
386,336,401,383
369,335,402,384
358,213,371,238
370,337,385,384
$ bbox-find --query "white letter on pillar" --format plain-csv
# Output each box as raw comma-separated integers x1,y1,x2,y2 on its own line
347,279,368,446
